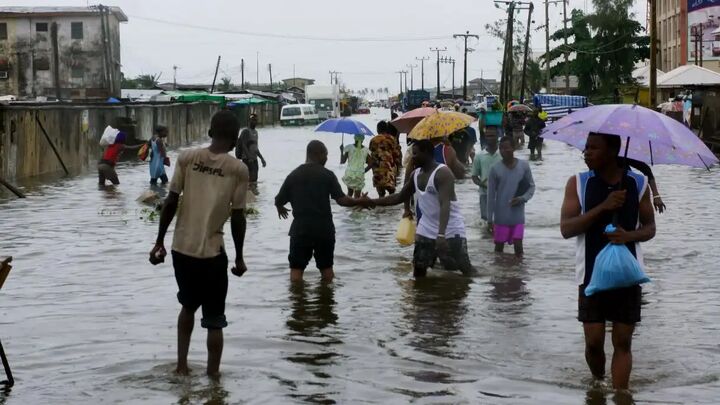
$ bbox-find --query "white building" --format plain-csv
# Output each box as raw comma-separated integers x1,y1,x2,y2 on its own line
0,6,127,100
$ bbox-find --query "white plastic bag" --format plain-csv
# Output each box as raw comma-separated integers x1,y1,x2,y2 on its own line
99,125,119,147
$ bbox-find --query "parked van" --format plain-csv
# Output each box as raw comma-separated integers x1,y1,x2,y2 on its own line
280,104,320,126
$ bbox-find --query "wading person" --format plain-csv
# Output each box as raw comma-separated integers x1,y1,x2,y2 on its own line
524,109,546,161
98,132,144,186
471,128,501,225
369,121,402,196
149,110,250,378
275,140,369,283
560,133,655,390
340,134,371,198
487,136,535,256
235,113,267,184
368,140,475,278
149,125,169,184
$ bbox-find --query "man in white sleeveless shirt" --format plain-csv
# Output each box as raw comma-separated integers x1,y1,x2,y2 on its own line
369,140,475,278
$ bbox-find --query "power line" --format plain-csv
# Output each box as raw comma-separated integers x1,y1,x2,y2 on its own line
128,15,454,42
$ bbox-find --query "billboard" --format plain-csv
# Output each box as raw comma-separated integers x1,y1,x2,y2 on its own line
688,0,720,60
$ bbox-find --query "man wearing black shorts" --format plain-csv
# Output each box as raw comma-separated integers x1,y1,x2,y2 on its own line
275,140,368,283
560,132,655,389
367,140,476,278
150,110,249,377
235,113,267,184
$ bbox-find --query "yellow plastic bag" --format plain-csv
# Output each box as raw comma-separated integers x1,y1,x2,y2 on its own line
395,217,416,247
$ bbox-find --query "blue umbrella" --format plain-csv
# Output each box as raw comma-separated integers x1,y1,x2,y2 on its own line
314,118,374,146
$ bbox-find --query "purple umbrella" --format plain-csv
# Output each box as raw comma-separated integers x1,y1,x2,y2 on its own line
542,104,718,169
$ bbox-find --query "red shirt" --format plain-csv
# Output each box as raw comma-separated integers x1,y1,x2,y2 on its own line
102,143,124,165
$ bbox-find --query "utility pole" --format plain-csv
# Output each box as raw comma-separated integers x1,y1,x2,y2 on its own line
268,63,273,90
453,30,479,100
210,55,221,93
441,57,457,98
293,64,296,87
562,0,569,92
329,71,341,85
402,70,409,93
497,0,515,103
545,0,550,90
256,51,259,87
241,59,245,90
172,65,178,90
430,47,447,100
649,0,657,106
396,70,405,95
406,64,417,91
519,3,534,102
416,56,430,91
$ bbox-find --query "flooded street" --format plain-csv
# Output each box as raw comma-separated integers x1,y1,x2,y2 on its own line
1,108,718,404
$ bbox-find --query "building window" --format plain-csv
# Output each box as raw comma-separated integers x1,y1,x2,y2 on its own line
36,22,48,32
71,22,83,39
34,56,50,71
71,66,83,79
0,23,7,40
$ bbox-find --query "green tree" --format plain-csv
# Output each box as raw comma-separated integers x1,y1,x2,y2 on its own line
217,76,233,92
543,4,648,98
544,9,597,95
586,0,649,94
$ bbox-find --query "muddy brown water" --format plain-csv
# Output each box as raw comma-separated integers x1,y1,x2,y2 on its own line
0,109,718,404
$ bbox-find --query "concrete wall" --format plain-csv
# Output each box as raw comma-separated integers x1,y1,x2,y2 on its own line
0,102,220,180
0,11,122,99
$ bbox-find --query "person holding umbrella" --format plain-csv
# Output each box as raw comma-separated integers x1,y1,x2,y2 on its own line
547,103,719,389
340,134,371,197
560,132,656,390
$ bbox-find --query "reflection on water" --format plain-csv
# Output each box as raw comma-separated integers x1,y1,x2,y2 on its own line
1,108,719,403
283,282,341,403
585,387,636,405
401,276,470,360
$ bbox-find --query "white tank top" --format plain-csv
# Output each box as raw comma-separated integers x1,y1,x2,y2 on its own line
414,164,466,239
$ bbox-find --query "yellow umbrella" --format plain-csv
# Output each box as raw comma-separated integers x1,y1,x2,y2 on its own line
408,111,476,140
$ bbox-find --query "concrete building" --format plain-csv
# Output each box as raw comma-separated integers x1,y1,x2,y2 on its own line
0,6,127,100
657,0,688,72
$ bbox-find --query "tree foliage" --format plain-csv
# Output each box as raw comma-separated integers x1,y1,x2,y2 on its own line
543,2,649,98
121,73,161,89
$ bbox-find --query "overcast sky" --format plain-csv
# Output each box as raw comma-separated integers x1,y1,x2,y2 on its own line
15,0,646,91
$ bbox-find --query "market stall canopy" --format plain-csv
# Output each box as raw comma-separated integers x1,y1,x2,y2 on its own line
150,91,226,103
227,97,276,106
657,65,720,88
632,65,665,87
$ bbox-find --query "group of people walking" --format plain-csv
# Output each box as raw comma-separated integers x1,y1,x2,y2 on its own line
131,108,659,392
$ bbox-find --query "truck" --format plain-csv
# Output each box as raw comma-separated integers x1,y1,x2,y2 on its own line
305,85,340,120
401,90,430,111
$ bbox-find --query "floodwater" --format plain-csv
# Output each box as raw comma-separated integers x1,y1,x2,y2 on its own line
0,108,718,404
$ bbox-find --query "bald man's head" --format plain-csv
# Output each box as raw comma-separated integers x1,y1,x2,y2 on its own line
306,140,328,166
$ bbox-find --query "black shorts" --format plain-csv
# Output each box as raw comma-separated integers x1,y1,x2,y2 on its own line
413,234,474,275
288,235,335,271
243,159,259,182
172,250,229,329
578,284,642,324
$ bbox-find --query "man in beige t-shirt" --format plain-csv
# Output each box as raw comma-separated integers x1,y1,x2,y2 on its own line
150,110,249,378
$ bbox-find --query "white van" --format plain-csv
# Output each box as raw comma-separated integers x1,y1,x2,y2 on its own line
280,104,320,126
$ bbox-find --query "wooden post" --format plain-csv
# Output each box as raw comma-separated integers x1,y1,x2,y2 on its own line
35,113,69,175
0,256,14,388
0,178,24,198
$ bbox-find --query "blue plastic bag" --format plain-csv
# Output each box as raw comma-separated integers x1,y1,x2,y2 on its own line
584,224,650,296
